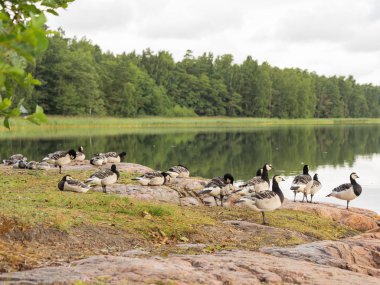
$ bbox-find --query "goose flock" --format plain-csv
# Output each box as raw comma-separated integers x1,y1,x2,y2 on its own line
2,149,363,225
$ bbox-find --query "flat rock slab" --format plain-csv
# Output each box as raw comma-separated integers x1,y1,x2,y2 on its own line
1,250,379,285
282,200,379,231
92,183,180,204
262,230,380,277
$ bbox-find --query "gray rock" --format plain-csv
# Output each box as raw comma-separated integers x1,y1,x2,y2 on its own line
2,250,379,285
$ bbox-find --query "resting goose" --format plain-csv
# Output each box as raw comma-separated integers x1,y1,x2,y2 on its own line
4,154,27,165
90,155,107,166
166,165,190,178
290,165,312,202
75,146,86,161
12,160,28,169
85,164,120,193
326,172,361,209
235,163,272,195
308,174,322,203
235,175,285,225
95,152,126,163
132,171,171,186
43,149,76,173
58,175,90,193
197,173,234,206
36,162,50,170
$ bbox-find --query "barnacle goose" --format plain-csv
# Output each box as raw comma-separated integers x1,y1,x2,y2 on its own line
290,165,312,202
326,172,361,209
235,175,285,225
58,175,90,193
234,163,272,195
132,171,171,186
75,146,86,161
90,155,107,166
85,164,120,193
4,154,27,165
42,149,76,173
197,173,234,206
308,174,322,203
166,165,190,178
95,152,126,163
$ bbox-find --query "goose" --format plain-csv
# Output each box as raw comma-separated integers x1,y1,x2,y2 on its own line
95,152,126,163
26,161,38,170
132,171,171,186
85,164,120,193
43,149,76,173
326,172,361,209
12,160,28,169
4,154,27,165
36,161,50,170
235,175,285,225
307,174,322,203
234,163,273,195
90,155,107,166
290,165,312,202
58,175,91,193
166,165,190,178
75,146,86,161
197,173,234,206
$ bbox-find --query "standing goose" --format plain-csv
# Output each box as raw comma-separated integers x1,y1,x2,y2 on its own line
308,174,322,203
75,146,86,161
235,163,273,195
43,149,76,174
131,171,171,186
166,165,190,178
235,175,285,225
85,164,120,193
197,173,234,206
326,172,361,209
58,175,90,193
95,152,126,163
290,165,312,202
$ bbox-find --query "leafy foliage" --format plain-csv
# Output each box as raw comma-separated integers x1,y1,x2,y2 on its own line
0,0,73,128
25,31,380,118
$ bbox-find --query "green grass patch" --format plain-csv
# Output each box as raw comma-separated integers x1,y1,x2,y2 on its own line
2,116,380,139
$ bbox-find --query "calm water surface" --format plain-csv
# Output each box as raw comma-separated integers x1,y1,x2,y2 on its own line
1,124,379,213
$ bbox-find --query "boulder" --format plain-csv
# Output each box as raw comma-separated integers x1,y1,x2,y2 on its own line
282,199,379,231
262,230,380,277
1,250,379,285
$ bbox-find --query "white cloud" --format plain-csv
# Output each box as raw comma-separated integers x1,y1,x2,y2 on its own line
47,0,380,85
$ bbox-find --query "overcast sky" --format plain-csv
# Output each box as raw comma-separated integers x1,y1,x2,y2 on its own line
47,0,380,85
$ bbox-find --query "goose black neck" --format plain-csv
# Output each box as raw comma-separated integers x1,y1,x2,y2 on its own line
261,167,269,184
350,177,362,196
272,179,284,203
303,166,309,175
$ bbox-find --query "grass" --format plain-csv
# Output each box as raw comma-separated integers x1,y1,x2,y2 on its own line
0,166,360,272
1,116,380,139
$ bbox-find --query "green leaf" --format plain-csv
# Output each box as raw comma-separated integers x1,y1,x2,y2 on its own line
26,105,48,125
3,117,10,129
0,98,12,112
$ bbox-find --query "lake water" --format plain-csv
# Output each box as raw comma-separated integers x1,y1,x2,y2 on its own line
1,124,379,213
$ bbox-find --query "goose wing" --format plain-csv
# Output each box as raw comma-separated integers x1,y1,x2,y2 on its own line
332,183,352,193
91,169,114,179
205,177,225,188
48,151,67,160
251,191,277,200
105,152,118,158
241,177,264,187
169,165,188,173
292,174,312,185
66,179,89,188
141,171,163,179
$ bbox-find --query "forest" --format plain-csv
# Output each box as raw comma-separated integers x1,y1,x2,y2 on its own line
19,29,380,118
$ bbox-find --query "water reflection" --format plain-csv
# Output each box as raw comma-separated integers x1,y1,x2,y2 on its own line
0,124,379,212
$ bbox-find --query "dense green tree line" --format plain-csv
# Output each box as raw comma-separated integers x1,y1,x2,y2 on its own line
21,30,380,118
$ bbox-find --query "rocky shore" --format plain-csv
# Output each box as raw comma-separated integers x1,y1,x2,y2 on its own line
0,162,379,284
